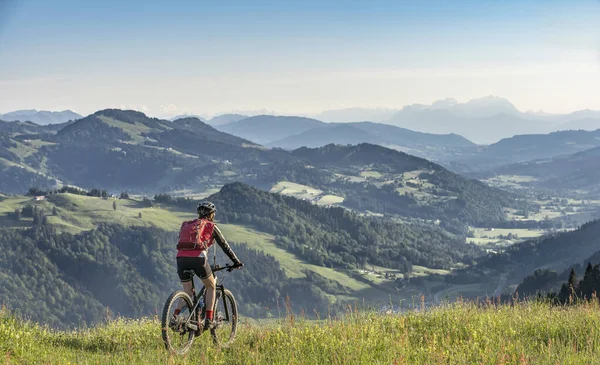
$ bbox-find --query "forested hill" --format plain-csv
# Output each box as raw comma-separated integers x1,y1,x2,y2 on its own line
489,145,600,192
0,109,293,194
165,182,484,271
0,182,484,329
471,219,600,288
447,129,600,173
0,225,344,328
292,143,440,170
170,117,256,146
483,129,600,163
280,144,525,229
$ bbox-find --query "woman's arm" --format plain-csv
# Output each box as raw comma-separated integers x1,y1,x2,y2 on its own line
212,225,241,264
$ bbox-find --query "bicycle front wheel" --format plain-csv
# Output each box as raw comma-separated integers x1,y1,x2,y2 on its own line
211,289,238,347
161,290,196,355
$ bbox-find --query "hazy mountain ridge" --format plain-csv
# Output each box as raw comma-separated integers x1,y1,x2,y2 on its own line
451,129,600,172
312,107,398,123
207,113,249,126
381,97,599,144
0,109,81,125
267,121,476,161
217,115,326,144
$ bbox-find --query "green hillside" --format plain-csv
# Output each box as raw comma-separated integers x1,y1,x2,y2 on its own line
3,185,472,327
0,192,371,289
283,143,528,230
2,302,600,364
442,219,600,300
488,145,600,193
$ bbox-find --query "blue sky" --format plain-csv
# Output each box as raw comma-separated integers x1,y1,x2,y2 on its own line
0,0,598,117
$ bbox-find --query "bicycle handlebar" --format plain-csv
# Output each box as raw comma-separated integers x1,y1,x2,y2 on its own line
212,263,243,273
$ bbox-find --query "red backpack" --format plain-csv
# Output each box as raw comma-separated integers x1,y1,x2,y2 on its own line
177,218,215,251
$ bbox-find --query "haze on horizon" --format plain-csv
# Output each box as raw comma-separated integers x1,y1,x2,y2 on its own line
0,0,599,119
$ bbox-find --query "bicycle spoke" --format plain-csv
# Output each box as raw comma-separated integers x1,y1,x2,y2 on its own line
211,289,238,347
161,291,196,354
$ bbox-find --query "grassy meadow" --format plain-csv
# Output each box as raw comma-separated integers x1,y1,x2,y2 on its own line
2,301,600,364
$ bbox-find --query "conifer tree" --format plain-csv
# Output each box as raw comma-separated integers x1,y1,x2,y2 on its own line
568,267,577,289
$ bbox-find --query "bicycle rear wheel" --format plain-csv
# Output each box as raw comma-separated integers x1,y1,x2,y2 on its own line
211,289,238,347
161,290,197,355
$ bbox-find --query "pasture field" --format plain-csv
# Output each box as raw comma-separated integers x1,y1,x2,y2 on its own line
270,181,344,206
3,301,600,364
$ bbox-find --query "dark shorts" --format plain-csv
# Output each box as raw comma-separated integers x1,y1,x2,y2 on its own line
177,256,212,282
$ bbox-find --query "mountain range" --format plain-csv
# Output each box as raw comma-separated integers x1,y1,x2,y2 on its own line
314,97,600,144
0,109,523,229
212,111,600,170
0,109,81,125
214,115,477,162
5,96,599,145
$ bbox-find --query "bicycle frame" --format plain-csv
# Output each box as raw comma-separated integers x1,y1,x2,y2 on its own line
181,265,234,329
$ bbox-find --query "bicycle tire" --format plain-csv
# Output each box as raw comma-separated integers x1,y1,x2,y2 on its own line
211,289,238,347
161,290,196,355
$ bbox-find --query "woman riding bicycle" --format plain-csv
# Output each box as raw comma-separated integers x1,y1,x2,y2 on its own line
174,201,243,330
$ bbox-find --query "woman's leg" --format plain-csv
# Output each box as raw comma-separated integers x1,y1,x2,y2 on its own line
201,274,216,321
175,257,196,313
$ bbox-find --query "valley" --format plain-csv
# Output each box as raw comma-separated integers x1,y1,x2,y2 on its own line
2,108,600,331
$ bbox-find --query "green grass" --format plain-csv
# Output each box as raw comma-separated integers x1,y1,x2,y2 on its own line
270,181,344,207
270,181,323,198
469,228,546,240
411,265,451,277
98,116,163,144
0,157,52,178
8,139,57,160
316,195,344,206
359,170,382,179
219,224,368,291
3,301,600,364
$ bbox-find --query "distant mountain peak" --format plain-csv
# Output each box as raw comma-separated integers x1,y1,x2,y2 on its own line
207,113,248,126
93,108,149,118
431,98,458,109
169,114,207,122
171,116,213,130
460,95,519,113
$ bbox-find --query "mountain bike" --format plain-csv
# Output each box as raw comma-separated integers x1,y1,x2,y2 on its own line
161,263,242,354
